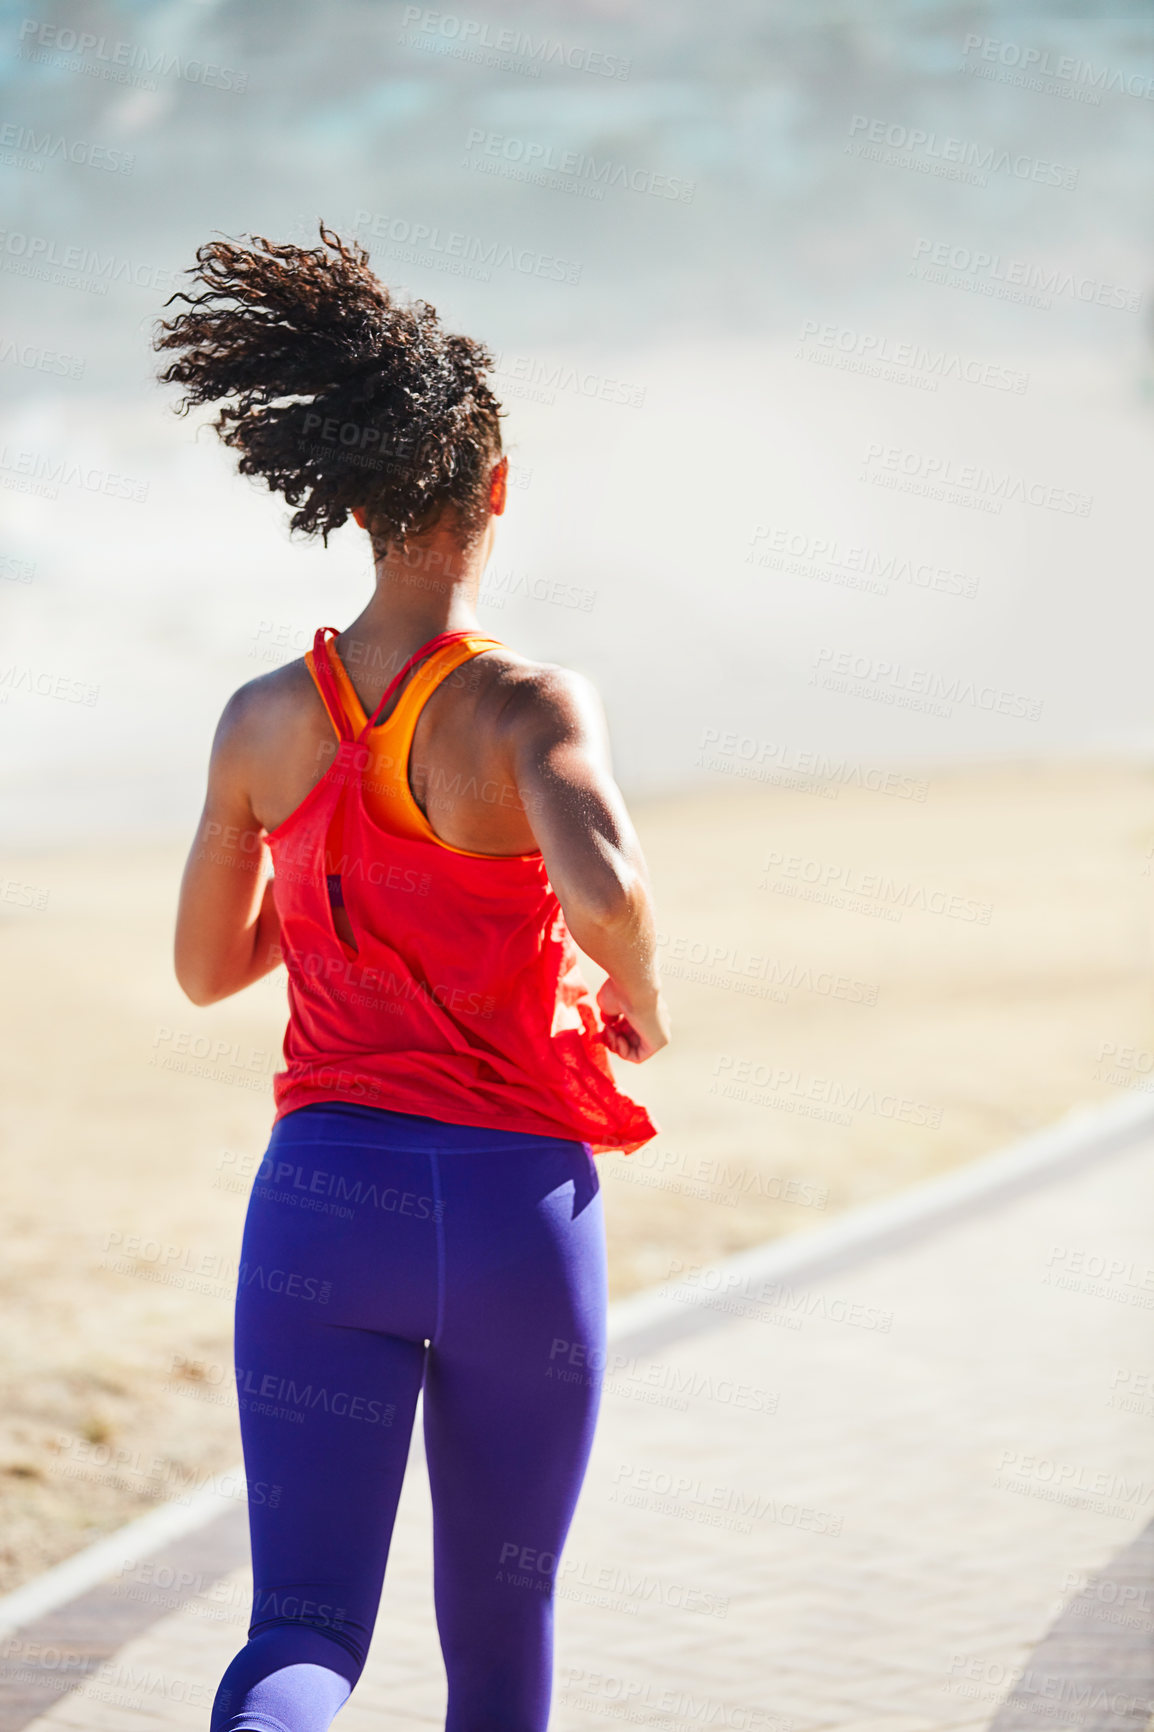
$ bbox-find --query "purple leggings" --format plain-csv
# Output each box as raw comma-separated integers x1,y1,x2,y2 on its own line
211,1100,606,1732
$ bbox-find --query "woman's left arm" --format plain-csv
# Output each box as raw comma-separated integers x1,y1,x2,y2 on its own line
174,690,283,1006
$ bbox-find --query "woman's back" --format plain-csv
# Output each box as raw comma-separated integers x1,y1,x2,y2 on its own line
228,625,584,859
211,621,660,1154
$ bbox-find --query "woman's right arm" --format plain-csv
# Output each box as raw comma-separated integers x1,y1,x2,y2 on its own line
174,687,283,1007
502,666,671,1063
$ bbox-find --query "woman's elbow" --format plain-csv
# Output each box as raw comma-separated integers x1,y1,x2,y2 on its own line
177,974,221,1008
174,948,231,1007
563,862,647,935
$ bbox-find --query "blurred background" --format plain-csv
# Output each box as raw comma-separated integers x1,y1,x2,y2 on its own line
1,0,1153,1590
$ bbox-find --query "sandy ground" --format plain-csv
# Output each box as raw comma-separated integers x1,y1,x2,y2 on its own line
1,759,1152,1592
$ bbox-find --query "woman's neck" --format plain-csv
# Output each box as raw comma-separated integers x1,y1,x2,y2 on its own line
342,524,490,661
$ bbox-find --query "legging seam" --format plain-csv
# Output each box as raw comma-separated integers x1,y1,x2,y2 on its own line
220,1716,294,1732
246,1618,366,1671
270,1134,551,1154
429,1148,445,1346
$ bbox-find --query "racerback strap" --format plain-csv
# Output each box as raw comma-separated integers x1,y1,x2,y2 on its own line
309,627,490,743
309,627,355,742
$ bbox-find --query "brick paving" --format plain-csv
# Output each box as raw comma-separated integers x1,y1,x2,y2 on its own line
7,1133,1154,1732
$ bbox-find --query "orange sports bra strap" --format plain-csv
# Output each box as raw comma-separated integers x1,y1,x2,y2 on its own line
359,630,498,737
308,627,355,742
307,627,506,744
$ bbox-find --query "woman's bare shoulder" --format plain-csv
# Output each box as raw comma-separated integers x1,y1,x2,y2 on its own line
209,655,329,762
473,646,608,752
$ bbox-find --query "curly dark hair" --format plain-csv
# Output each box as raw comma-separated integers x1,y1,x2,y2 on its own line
152,222,505,553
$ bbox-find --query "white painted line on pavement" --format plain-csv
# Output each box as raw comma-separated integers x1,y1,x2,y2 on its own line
606,1088,1154,1345
0,1475,243,1641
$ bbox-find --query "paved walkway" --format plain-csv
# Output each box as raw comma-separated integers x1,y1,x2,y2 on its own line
6,1132,1154,1732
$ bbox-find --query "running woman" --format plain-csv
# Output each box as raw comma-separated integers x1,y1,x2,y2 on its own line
155,224,669,1732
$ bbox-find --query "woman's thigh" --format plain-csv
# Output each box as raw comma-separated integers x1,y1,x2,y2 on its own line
238,1104,443,1341
432,1137,606,1368
233,1106,445,1662
422,1139,607,1586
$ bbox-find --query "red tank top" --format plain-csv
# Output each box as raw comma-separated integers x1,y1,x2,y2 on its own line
263,626,659,1156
